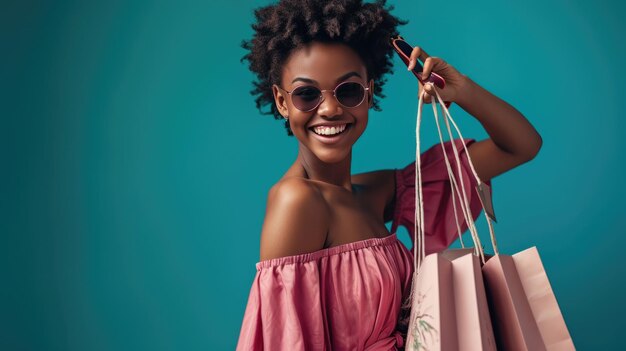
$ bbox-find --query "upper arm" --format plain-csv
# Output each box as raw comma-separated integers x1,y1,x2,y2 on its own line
466,138,542,181
259,178,330,261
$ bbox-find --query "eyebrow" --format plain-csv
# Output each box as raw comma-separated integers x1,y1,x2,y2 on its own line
291,71,362,84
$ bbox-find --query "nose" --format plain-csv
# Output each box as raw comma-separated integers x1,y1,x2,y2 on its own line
316,90,343,117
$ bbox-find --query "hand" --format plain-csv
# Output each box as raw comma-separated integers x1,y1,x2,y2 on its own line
407,46,468,104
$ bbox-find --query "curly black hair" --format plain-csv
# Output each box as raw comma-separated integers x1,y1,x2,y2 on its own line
241,0,407,136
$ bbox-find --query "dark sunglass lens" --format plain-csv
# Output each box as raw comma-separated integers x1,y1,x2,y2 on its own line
292,86,321,110
336,82,365,107
395,40,413,57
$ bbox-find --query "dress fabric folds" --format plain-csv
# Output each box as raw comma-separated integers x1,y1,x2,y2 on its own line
236,138,488,350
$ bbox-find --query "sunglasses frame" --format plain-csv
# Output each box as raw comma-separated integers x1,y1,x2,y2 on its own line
390,35,451,107
390,35,446,89
275,81,371,112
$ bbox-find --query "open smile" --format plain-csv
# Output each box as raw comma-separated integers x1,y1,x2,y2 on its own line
308,123,352,144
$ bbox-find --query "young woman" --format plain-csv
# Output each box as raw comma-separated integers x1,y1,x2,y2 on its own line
237,1,542,350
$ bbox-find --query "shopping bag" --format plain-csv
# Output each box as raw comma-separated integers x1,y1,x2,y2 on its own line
404,90,496,351
444,250,497,350
405,249,497,351
482,248,575,350
405,251,457,350
514,247,575,350
425,87,575,350
405,85,575,350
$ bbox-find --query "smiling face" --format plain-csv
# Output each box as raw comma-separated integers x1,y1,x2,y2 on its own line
272,41,373,165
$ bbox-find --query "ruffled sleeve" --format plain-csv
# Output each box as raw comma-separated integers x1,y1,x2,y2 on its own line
390,138,492,255
236,262,327,351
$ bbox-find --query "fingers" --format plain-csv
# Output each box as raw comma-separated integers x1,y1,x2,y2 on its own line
408,46,429,71
422,57,442,81
418,83,435,104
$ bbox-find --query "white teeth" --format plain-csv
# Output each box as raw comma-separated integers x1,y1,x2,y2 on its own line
313,124,348,136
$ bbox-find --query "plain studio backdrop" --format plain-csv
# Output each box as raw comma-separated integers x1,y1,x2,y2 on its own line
1,0,624,350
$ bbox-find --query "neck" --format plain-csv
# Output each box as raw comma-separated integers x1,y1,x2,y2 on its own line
296,146,353,193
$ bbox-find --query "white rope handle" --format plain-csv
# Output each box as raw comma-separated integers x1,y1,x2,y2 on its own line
433,97,484,263
414,90,426,270
406,83,501,308
430,85,499,255
404,89,427,309
431,99,486,262
440,100,487,257
430,98,466,250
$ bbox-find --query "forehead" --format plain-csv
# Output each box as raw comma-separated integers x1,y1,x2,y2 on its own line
281,42,367,86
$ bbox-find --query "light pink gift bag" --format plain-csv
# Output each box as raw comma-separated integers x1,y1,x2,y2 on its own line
404,90,496,351
405,249,498,350
417,87,576,351
482,247,576,350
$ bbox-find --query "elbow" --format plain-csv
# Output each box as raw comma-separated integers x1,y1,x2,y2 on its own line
523,133,543,161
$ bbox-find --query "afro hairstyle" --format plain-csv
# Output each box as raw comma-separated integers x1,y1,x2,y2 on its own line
241,0,407,136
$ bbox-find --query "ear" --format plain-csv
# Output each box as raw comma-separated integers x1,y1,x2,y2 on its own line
272,84,289,118
367,79,375,108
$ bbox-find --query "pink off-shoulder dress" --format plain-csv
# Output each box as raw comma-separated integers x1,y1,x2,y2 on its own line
236,138,490,351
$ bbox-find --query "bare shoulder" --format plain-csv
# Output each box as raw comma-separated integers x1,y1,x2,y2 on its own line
259,177,330,261
351,169,395,190
351,169,396,221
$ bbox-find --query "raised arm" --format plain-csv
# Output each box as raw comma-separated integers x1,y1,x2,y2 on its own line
454,77,542,181
409,46,542,182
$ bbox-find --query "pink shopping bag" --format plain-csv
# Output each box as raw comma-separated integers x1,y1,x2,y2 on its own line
482,248,575,350
406,87,574,350
404,249,496,351
427,87,575,351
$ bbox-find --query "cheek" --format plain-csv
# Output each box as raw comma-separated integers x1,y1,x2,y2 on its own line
354,111,369,134
355,108,369,123
287,112,313,133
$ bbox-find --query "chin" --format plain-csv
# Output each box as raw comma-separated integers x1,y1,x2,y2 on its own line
312,148,352,164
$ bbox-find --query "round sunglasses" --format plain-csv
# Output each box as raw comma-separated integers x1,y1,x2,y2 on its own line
275,81,370,112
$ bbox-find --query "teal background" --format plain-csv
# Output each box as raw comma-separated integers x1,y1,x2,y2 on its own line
1,0,624,350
